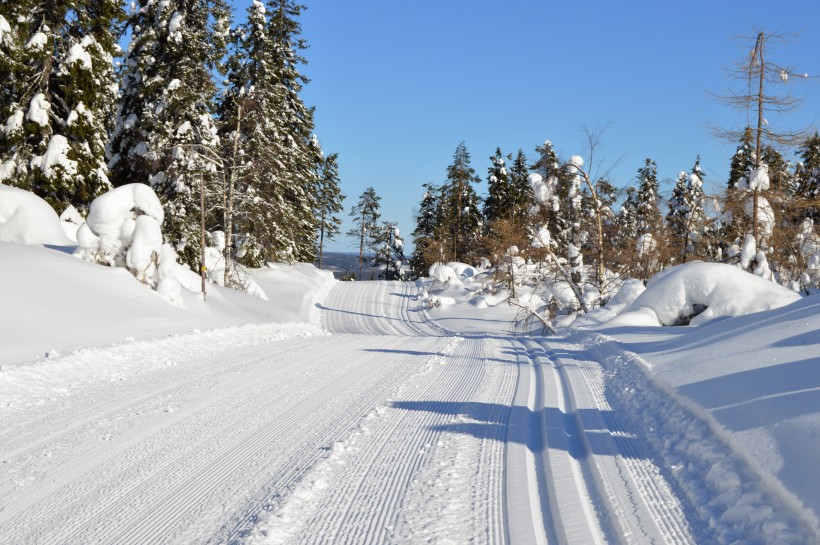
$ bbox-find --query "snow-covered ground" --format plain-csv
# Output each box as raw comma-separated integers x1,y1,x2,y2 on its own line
2,236,819,544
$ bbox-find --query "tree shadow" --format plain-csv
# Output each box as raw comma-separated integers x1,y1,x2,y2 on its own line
391,400,646,460
678,357,820,431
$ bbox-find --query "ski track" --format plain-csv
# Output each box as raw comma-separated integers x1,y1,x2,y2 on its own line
4,277,797,544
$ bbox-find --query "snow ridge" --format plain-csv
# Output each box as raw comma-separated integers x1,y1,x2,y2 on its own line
573,330,819,544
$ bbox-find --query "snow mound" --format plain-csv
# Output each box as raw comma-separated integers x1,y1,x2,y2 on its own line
74,184,190,305
0,184,73,245
573,278,646,327
609,262,801,327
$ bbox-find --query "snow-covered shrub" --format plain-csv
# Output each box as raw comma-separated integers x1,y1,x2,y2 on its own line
0,184,73,245
74,183,184,304
608,262,800,327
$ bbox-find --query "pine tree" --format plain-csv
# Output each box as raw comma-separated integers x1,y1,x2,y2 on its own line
613,186,640,275
373,221,405,280
508,148,534,223
635,158,661,235
667,157,711,263
216,0,320,265
0,0,124,213
410,182,441,277
109,0,229,268
348,187,381,279
483,147,512,228
633,158,665,280
795,132,820,223
441,142,482,262
530,140,574,255
315,152,344,267
266,0,321,262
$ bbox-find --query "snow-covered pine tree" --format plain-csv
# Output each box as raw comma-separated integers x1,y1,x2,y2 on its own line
410,182,441,278
613,185,640,276
509,148,534,223
373,221,405,280
667,157,710,263
633,158,665,281
347,187,381,279
529,140,567,254
315,152,344,268
0,0,123,213
795,132,820,223
266,0,321,262
108,0,229,269
217,0,319,265
441,142,482,263
483,147,512,229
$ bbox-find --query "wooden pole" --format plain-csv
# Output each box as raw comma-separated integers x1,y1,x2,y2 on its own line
200,173,207,301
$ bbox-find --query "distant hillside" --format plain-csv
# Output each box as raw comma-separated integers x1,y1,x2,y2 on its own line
316,252,381,280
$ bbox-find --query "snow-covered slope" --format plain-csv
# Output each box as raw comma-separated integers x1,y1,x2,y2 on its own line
0,242,334,364
596,295,820,530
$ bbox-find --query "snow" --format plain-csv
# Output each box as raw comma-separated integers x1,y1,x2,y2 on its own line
0,16,10,43
0,241,334,364
0,185,73,245
26,94,50,127
3,109,24,136
30,135,78,178
2,217,819,543
606,261,801,327
0,159,16,182
749,164,771,191
25,31,48,51
168,12,184,42
65,40,93,70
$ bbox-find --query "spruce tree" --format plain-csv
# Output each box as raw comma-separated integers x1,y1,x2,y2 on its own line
109,0,228,268
795,132,820,223
635,158,661,235
441,142,482,262
217,0,320,264
483,147,512,228
373,221,405,280
315,152,345,268
508,148,534,223
266,0,321,262
410,182,441,277
0,0,124,213
348,187,381,279
667,157,711,263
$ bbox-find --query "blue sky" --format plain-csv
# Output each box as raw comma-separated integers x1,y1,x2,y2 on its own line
234,0,820,254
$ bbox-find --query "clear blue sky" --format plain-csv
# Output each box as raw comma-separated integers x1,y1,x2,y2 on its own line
234,0,820,254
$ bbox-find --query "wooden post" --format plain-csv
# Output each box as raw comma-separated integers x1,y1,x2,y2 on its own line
200,173,207,301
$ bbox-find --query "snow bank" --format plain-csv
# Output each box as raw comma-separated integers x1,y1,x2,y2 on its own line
0,241,334,364
0,184,73,245
608,262,800,327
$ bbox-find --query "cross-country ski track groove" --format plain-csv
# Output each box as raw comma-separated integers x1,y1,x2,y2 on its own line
4,279,809,544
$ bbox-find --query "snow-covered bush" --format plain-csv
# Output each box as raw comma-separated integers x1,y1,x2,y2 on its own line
74,183,184,304
0,184,73,245
608,262,800,327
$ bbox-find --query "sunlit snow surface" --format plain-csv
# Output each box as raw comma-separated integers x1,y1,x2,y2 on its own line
1,240,818,543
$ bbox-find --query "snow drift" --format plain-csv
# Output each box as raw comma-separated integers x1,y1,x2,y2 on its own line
0,184,73,245
607,262,801,327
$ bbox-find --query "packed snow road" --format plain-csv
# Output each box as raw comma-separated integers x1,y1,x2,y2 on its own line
1,280,813,544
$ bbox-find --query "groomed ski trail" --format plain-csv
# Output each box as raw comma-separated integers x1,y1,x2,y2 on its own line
4,279,778,544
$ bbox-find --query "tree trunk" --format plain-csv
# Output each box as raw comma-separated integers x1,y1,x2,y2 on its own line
318,211,326,268
224,105,241,286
